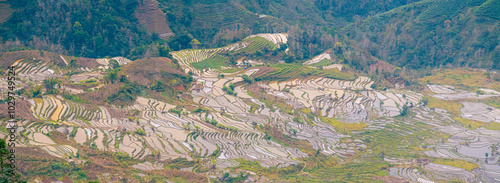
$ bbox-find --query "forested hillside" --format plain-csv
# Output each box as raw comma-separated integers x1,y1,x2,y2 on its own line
341,0,500,70
0,0,499,71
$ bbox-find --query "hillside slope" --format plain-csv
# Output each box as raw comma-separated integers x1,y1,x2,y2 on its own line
341,0,500,69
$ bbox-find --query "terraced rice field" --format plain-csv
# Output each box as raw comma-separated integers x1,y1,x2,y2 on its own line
10,59,59,81
303,51,332,66
236,36,277,54
171,42,249,75
245,33,288,48
6,32,500,182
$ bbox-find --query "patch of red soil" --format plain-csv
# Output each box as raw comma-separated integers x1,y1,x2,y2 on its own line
0,50,66,68
135,0,174,39
120,57,186,86
172,84,185,91
77,83,122,106
0,100,37,121
252,66,275,77
372,176,410,183
76,57,100,68
369,59,395,75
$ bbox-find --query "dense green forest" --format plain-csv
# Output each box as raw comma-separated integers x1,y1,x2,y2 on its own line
0,0,499,71
341,0,500,70
1,0,156,58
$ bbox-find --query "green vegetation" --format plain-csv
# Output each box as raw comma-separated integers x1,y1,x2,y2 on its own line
107,83,143,106
320,116,367,134
421,69,500,91
235,37,276,55
454,116,500,130
43,77,61,95
341,0,500,70
222,83,236,95
1,0,152,58
308,58,334,67
417,0,486,20
134,128,146,136
425,96,463,116
103,68,120,84
191,55,229,70
432,158,479,171
164,158,196,170
63,94,87,103
480,96,500,108
242,74,254,84
0,139,23,182
255,63,355,81
474,0,500,19
221,68,242,73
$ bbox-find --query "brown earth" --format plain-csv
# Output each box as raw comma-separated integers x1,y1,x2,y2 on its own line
120,57,186,86
48,131,76,146
15,146,66,180
135,0,174,39
0,50,66,68
0,100,37,121
77,83,122,106
372,176,411,183
369,59,395,75
76,57,100,68
106,106,127,119
61,55,100,68
251,66,275,77
147,170,207,183
0,2,13,24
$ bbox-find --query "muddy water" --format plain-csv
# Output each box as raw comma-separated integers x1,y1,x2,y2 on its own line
50,96,63,121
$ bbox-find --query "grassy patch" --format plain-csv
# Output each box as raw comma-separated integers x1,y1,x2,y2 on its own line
235,36,277,54
220,67,242,73
0,125,8,133
191,55,229,70
474,0,500,19
308,58,334,67
479,96,500,108
454,117,483,129
255,63,355,81
164,158,196,170
454,116,500,130
432,158,479,171
320,116,367,134
421,69,500,91
426,96,463,116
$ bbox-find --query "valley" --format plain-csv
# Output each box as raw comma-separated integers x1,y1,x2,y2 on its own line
1,33,499,182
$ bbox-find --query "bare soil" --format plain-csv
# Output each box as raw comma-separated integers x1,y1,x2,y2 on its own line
135,0,174,39
120,57,186,86
0,50,65,68
0,100,38,121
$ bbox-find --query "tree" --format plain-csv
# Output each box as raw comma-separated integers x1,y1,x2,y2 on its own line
103,68,119,84
158,45,172,58
189,39,201,49
43,78,61,94
334,42,343,54
242,74,253,84
399,105,409,116
31,85,43,97
168,35,192,51
109,59,120,69
0,139,23,182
